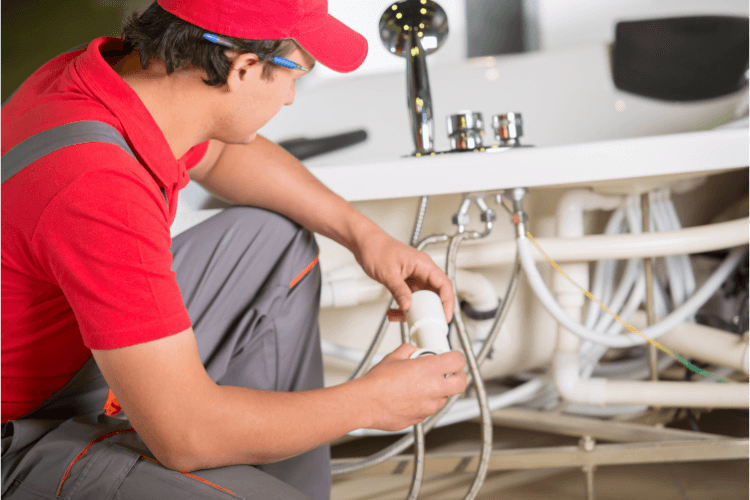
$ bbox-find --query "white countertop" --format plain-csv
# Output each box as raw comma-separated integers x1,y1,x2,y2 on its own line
308,126,749,202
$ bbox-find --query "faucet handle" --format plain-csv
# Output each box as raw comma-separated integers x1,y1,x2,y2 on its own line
447,111,484,150
492,112,523,146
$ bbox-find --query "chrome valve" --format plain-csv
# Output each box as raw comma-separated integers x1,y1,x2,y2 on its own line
492,112,523,146
446,111,484,150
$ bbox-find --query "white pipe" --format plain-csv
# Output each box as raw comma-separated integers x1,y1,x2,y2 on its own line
407,290,451,356
556,190,625,237
429,217,749,267
455,270,500,313
518,236,747,348
658,321,750,376
555,349,749,408
541,189,749,410
589,349,675,380
320,277,386,308
319,268,497,310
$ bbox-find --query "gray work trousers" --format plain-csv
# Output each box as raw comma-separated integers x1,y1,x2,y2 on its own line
1,206,330,500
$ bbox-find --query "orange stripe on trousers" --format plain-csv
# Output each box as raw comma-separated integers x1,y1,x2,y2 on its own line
289,255,319,289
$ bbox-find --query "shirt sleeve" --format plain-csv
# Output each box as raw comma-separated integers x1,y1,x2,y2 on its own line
32,167,192,350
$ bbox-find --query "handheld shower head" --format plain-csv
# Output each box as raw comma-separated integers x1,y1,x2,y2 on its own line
380,1,449,154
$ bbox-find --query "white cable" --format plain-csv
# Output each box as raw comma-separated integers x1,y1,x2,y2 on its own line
592,258,640,333
653,196,685,306
581,208,625,329
624,203,670,314
664,195,697,298
579,206,666,373
517,235,747,348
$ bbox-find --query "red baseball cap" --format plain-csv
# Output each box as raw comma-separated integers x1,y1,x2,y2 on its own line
158,0,368,73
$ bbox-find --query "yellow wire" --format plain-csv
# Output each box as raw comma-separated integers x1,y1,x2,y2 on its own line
525,231,733,383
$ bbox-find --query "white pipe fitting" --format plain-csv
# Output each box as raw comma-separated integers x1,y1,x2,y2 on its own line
407,290,451,358
456,270,500,313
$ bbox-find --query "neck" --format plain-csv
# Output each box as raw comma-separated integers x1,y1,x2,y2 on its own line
115,52,219,159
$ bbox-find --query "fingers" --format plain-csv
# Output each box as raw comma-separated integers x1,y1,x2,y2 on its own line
417,353,467,396
431,272,455,323
445,369,468,395
386,276,413,315
386,309,406,322
405,258,455,323
387,343,419,360
436,350,466,374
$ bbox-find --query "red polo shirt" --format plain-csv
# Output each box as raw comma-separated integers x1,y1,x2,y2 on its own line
1,37,210,422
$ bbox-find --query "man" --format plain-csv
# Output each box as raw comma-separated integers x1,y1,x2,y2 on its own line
1,1,467,499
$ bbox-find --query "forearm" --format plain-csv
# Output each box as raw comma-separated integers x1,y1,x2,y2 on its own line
191,135,455,316
182,379,374,470
94,332,465,473
196,135,381,253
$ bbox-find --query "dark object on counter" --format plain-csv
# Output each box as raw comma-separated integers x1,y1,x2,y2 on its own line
612,16,748,101
278,129,368,161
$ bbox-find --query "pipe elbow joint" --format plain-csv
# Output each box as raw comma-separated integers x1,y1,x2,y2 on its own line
554,353,606,406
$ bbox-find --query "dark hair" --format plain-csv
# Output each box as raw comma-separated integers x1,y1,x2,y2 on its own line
121,2,299,85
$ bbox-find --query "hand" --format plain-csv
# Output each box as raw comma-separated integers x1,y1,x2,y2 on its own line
360,344,467,431
353,229,454,322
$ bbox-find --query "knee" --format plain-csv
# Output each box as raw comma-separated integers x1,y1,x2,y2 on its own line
222,206,313,246
221,206,319,274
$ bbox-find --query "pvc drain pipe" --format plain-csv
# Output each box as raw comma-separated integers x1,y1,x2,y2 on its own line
407,290,451,357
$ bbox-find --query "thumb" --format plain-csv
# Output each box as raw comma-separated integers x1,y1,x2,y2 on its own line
389,343,418,360
386,277,413,314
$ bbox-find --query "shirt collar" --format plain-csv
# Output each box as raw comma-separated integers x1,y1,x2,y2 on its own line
73,37,179,188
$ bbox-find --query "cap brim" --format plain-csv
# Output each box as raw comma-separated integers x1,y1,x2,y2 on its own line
295,14,368,73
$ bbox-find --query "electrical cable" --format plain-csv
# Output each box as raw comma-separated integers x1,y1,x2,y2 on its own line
578,192,720,380
579,204,665,378
623,203,670,315
518,233,747,349
522,230,744,382
585,208,626,329
652,196,686,306
663,194,697,302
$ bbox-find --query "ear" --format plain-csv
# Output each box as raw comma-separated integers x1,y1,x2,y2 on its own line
226,52,261,90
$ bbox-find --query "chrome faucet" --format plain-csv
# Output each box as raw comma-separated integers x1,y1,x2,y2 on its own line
380,1,448,155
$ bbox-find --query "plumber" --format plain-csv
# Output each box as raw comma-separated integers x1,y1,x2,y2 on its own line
1,1,467,498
